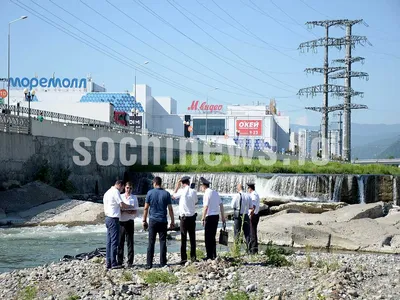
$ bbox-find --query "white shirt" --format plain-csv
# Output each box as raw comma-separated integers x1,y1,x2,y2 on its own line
120,194,139,222
249,191,260,215
231,192,251,214
173,185,198,217
203,188,222,216
103,186,123,218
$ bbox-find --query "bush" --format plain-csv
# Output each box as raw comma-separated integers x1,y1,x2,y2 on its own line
33,160,75,193
264,242,292,267
138,270,178,285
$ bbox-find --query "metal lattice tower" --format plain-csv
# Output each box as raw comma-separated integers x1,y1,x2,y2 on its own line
298,19,369,161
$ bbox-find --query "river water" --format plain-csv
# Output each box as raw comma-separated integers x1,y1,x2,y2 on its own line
0,195,233,273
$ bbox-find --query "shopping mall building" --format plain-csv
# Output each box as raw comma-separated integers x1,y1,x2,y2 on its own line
3,75,290,152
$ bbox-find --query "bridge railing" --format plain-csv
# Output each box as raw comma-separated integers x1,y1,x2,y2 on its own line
0,113,30,134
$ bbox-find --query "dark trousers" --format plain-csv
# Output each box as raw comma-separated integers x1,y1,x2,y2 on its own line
117,219,134,266
204,215,219,260
234,214,250,250
180,215,197,262
105,217,120,268
249,214,260,254
147,219,168,268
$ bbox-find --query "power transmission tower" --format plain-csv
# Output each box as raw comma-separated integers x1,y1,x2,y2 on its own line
335,112,343,159
298,19,369,161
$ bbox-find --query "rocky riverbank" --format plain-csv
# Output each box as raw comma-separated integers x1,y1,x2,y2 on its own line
1,249,399,300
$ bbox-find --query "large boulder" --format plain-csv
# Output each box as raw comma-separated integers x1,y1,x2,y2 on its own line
0,181,68,213
40,201,105,226
270,202,348,214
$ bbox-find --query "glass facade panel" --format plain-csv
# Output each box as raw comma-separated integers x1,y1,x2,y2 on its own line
193,119,225,135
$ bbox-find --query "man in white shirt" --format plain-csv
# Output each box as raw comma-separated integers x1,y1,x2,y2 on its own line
103,180,135,269
172,176,198,264
247,183,260,255
231,184,251,249
200,177,225,260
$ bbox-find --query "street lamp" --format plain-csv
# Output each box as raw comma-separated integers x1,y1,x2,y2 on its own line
8,16,28,110
205,87,218,142
23,88,35,134
131,108,139,133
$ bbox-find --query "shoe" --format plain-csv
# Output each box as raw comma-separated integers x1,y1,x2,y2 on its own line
145,265,152,270
111,265,123,269
179,260,187,265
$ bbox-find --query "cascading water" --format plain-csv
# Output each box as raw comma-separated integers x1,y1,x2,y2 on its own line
357,175,366,204
331,175,344,202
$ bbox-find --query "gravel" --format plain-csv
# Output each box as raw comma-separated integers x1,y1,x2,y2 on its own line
0,250,399,299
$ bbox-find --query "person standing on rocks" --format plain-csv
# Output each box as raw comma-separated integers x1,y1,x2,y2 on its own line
231,184,251,250
117,181,139,268
200,177,226,260
172,176,198,264
247,183,260,255
103,180,135,270
142,176,175,269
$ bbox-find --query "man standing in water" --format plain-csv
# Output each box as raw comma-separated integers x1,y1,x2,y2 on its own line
200,177,225,260
247,183,260,255
103,180,135,270
142,176,175,269
173,176,198,264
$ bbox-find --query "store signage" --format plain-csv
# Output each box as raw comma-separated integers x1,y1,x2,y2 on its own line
236,120,262,136
8,77,87,89
129,115,142,129
187,100,223,112
0,89,7,98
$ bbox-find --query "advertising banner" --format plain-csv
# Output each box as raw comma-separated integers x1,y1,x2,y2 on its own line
236,120,262,136
129,115,142,129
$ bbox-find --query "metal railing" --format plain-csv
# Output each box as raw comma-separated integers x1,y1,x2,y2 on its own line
0,113,30,134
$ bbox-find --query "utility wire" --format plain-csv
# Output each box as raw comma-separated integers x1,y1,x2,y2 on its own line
167,0,298,92
47,0,269,99
10,0,220,99
298,0,330,19
209,0,306,66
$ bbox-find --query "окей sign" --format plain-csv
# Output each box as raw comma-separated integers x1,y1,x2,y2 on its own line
236,120,262,136
187,100,223,112
9,77,87,89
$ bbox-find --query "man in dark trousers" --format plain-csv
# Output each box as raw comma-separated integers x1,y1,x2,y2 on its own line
247,183,260,254
231,184,251,250
173,176,198,264
142,176,175,269
200,177,225,260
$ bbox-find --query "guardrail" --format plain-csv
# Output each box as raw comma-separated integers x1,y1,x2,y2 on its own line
0,113,30,134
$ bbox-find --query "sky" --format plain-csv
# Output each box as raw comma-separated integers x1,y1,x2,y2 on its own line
1,0,399,126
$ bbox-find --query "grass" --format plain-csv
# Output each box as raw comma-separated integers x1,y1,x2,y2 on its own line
225,290,250,300
263,242,292,267
122,270,133,282
67,295,81,300
186,248,206,260
129,153,400,175
17,286,37,300
138,270,178,285
315,259,340,272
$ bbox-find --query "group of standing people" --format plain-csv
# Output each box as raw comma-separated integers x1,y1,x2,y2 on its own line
103,176,260,270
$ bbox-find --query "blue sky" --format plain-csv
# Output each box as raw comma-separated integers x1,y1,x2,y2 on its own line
1,0,399,126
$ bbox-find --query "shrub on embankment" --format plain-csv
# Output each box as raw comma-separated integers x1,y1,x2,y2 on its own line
130,154,400,175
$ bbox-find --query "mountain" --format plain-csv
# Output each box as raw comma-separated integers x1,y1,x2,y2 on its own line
290,123,400,159
377,139,400,159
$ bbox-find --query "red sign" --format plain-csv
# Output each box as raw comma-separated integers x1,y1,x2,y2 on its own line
236,120,262,136
187,100,223,112
0,89,7,98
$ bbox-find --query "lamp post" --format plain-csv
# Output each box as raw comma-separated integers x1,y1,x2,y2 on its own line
131,108,139,134
23,88,35,134
8,16,28,111
205,87,218,143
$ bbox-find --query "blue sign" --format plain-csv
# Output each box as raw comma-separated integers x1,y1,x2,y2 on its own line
9,77,87,89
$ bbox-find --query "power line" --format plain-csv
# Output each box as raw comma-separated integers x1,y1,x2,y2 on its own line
167,0,298,92
208,0,306,65
10,0,222,99
298,0,330,19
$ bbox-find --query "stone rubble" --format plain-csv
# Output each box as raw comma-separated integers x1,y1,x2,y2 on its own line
1,250,399,300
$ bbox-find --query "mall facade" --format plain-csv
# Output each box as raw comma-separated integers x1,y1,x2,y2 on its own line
3,75,290,152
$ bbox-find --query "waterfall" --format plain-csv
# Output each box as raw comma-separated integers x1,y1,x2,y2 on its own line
332,175,344,202
257,175,330,202
357,176,367,204
394,176,399,207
